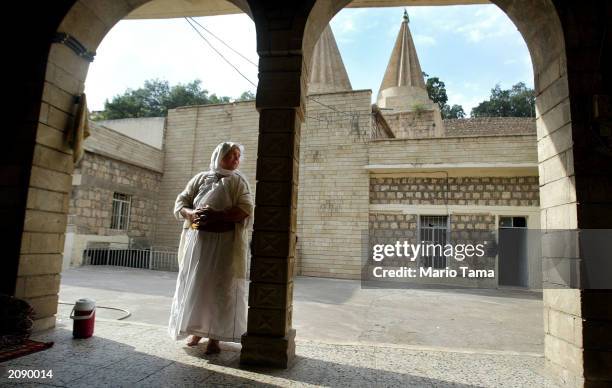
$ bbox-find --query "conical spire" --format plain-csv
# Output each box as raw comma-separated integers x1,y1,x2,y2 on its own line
377,10,431,110
308,25,352,94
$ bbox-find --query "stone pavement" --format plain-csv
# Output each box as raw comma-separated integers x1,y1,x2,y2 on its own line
1,319,559,387
57,266,544,353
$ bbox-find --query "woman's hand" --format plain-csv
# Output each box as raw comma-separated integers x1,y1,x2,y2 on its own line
180,207,209,224
185,206,248,229
197,207,221,223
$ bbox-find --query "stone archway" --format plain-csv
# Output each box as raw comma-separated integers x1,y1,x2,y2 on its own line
4,0,611,386
241,1,611,386
8,0,253,328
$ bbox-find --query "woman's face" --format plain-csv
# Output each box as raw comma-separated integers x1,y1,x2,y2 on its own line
220,147,241,170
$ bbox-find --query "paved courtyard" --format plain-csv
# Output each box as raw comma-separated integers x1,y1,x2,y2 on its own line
56,266,544,353
0,266,557,387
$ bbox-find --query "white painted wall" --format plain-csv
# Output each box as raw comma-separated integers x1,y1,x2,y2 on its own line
97,117,165,150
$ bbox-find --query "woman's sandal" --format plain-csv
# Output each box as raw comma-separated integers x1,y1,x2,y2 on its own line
186,336,201,347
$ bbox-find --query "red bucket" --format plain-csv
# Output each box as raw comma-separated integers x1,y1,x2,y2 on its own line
70,298,96,339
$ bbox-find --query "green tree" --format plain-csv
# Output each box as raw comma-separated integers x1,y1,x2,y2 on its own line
235,91,255,101
441,104,465,119
425,76,448,110
94,79,233,120
423,74,465,119
471,82,535,117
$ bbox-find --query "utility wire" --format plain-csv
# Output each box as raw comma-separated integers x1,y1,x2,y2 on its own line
308,96,358,118
184,17,361,121
184,17,257,88
187,17,258,68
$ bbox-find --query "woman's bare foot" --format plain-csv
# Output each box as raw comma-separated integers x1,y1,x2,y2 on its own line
186,335,202,347
204,339,221,355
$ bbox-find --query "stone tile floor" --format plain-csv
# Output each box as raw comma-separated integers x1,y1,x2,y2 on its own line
0,319,560,387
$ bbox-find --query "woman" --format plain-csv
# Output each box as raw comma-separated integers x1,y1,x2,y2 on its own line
168,141,253,355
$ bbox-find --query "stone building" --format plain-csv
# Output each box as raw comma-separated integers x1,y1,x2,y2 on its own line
10,0,611,382
67,15,540,289
62,119,164,268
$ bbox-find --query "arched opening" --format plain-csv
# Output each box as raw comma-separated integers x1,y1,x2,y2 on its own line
242,0,611,386
292,3,544,355
57,9,260,342
4,0,610,386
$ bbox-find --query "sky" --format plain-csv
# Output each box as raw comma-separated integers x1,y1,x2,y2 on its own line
85,4,533,116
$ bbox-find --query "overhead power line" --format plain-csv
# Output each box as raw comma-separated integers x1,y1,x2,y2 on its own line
187,17,258,68
184,17,257,88
308,96,357,118
184,17,362,120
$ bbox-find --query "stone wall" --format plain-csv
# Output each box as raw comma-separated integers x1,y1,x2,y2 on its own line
85,121,164,173
9,1,608,382
157,91,372,279
297,90,373,279
96,117,166,150
370,176,540,207
153,100,259,249
382,109,443,138
368,134,537,166
443,117,536,137
367,211,497,287
70,152,161,240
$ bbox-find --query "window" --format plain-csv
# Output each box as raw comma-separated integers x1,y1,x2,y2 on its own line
499,216,526,228
419,215,449,269
110,192,131,230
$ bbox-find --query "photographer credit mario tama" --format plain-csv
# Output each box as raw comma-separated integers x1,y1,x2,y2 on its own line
370,240,494,279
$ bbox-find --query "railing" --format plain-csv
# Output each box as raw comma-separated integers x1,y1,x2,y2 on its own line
83,246,178,272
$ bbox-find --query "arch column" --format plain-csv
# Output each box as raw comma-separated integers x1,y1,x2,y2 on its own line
536,2,612,386
239,0,314,368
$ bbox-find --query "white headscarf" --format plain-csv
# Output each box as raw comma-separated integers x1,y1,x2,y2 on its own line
208,141,244,176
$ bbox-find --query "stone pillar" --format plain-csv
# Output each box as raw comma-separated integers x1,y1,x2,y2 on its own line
240,1,311,367
239,104,300,368
539,1,612,386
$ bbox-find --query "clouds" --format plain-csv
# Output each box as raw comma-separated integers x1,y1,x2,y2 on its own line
413,34,437,47
454,5,518,43
85,5,534,118
329,5,533,116
330,8,379,45
446,81,490,115
85,14,257,110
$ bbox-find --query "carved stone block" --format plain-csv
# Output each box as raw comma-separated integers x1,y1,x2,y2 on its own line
250,257,294,283
256,156,295,182
246,306,292,336
259,109,296,133
252,230,291,257
258,132,295,158
255,182,292,207
240,328,296,368
253,206,291,231
248,281,293,309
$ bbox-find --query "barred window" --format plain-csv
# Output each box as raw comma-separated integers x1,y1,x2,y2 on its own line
110,193,131,230
419,215,449,269
499,216,526,228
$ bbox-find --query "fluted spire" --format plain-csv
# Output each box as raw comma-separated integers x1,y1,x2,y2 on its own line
308,25,352,94
377,11,431,110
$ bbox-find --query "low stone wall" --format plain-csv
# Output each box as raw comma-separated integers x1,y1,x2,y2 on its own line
368,134,537,166
370,176,539,207
443,117,536,137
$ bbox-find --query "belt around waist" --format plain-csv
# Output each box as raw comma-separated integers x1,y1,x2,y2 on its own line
191,221,235,233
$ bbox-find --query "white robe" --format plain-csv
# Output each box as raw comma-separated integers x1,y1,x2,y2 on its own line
168,171,253,342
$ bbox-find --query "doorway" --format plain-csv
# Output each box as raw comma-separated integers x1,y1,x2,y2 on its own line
498,216,528,287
